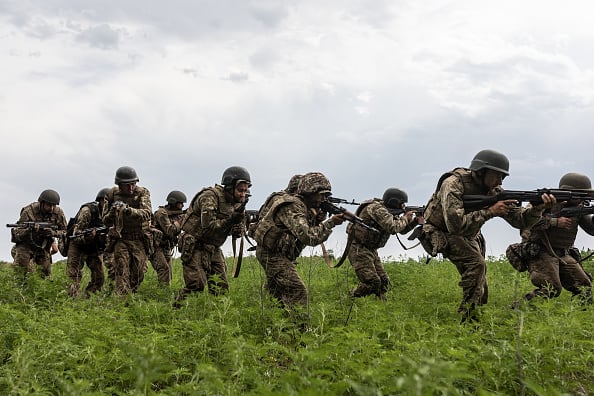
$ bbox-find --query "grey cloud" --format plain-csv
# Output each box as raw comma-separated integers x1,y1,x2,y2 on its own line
226,71,249,83
76,23,121,49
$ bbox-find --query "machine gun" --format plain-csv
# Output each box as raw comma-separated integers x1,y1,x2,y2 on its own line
388,205,426,216
462,189,594,212
320,200,379,233
6,222,59,230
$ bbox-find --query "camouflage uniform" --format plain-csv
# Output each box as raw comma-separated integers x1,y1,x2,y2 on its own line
66,203,106,297
422,168,544,315
150,206,184,285
176,185,240,299
11,202,67,278
347,199,418,298
254,194,337,307
521,203,593,302
102,186,153,295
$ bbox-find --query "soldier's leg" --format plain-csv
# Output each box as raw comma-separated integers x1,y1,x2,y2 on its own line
151,248,172,285
175,249,208,302
208,248,229,295
374,254,390,299
85,254,105,296
13,244,34,284
446,235,487,317
66,244,85,297
36,250,52,278
113,240,133,295
559,254,592,303
349,245,381,297
526,252,562,299
129,240,148,293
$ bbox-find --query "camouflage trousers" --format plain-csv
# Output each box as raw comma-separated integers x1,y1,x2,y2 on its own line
66,242,104,297
347,243,390,298
13,243,52,279
177,244,228,301
150,247,173,285
443,234,488,314
103,252,115,282
112,239,148,295
526,250,592,300
256,247,308,307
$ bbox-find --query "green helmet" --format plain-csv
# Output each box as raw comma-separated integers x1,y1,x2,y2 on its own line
166,190,187,205
38,189,60,205
469,149,509,176
285,174,303,194
382,188,408,208
95,188,111,201
559,172,592,190
115,166,139,184
297,172,332,195
221,166,251,187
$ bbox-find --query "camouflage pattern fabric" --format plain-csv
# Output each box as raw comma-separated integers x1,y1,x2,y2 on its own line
521,203,593,301
256,194,336,307
423,169,545,316
12,202,67,279
176,185,239,300
149,206,183,285
102,186,152,295
348,200,417,298
67,205,105,297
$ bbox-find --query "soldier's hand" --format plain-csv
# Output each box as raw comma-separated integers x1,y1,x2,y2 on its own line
403,211,415,222
415,215,426,225
230,224,243,238
330,214,345,226
41,228,55,238
556,217,576,230
488,199,518,217
229,211,244,225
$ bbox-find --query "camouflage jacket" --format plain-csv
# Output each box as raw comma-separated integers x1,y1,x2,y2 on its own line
350,199,417,249
102,186,152,236
153,206,184,246
12,202,67,249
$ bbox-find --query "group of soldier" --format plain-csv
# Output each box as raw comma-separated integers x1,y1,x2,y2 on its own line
7,149,594,324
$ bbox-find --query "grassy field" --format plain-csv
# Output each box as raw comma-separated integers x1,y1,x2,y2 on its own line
0,252,592,395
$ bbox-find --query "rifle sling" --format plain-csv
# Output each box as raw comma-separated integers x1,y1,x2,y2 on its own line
395,234,421,251
320,242,332,267
330,231,354,268
232,231,245,278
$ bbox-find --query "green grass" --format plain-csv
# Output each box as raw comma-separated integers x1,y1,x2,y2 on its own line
0,253,592,395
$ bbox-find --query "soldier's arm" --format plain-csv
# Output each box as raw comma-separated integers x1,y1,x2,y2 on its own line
442,177,492,235
280,204,334,246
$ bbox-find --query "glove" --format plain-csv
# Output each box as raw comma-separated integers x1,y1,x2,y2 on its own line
229,211,243,225
41,228,55,238
230,224,242,238
124,206,132,215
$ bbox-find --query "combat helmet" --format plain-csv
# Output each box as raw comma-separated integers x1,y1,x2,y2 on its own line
221,166,252,188
285,174,303,194
115,166,139,184
166,190,187,205
559,173,592,191
95,188,111,201
297,172,332,195
469,149,509,176
382,188,408,209
38,189,60,205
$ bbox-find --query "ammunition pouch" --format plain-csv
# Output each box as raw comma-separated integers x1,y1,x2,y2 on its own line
179,233,196,262
505,242,540,272
419,223,448,257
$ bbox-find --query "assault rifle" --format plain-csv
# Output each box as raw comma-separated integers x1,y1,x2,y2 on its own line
69,226,108,239
328,197,360,206
320,200,379,233
388,205,426,216
554,205,594,218
463,189,594,212
6,222,59,230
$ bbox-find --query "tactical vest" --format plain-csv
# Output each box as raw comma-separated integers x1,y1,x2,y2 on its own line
348,199,390,249
106,186,151,233
528,204,579,249
423,168,487,231
253,194,304,259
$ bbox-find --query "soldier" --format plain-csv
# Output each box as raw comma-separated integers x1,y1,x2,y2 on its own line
253,172,345,322
10,189,67,281
65,188,110,297
346,188,423,300
518,173,593,304
150,190,186,285
175,166,251,304
420,149,555,322
102,166,153,295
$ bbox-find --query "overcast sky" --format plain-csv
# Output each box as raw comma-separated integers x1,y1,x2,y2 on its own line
2,0,594,263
